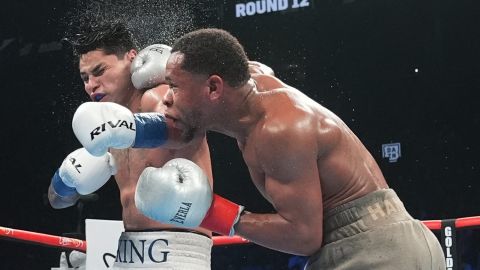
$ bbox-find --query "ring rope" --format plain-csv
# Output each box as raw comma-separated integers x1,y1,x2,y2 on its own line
2,216,480,252
0,226,249,252
422,216,480,230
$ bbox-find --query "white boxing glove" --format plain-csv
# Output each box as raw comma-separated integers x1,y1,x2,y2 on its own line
51,148,116,196
135,158,244,236
131,44,172,90
72,102,136,156
72,102,169,157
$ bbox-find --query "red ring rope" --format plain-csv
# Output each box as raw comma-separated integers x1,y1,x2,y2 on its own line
422,216,480,230
2,216,480,252
0,226,249,252
0,226,86,251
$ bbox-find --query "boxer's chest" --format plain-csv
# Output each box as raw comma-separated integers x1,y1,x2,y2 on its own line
110,148,174,180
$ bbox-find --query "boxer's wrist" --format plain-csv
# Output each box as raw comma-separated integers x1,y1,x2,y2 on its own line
51,170,77,197
48,180,80,209
200,194,244,236
132,113,168,148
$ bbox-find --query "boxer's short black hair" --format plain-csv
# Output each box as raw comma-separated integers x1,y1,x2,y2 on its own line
67,20,137,58
171,28,250,88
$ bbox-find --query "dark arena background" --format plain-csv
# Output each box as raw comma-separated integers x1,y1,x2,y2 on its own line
1,0,479,269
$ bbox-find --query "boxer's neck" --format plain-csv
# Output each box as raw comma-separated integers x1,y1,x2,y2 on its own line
124,89,143,113
210,79,262,142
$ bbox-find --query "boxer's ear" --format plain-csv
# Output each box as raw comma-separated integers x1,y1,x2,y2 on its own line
127,49,137,62
206,75,223,101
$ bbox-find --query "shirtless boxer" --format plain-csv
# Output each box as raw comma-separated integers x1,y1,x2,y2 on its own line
47,21,213,269
156,28,447,270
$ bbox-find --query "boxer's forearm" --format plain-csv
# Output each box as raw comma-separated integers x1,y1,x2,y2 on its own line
234,212,322,256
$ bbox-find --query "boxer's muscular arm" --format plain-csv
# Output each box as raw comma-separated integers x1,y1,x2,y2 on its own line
235,114,335,256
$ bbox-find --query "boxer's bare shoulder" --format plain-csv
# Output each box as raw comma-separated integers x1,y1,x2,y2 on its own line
141,84,169,113
248,60,275,76
251,73,288,92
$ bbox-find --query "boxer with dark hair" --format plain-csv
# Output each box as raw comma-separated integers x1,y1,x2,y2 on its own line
48,21,214,269
157,28,447,269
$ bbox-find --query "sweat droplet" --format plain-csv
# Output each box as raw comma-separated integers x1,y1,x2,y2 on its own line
63,0,197,47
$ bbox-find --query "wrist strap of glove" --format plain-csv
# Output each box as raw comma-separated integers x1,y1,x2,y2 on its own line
51,170,77,197
200,194,244,236
132,113,168,148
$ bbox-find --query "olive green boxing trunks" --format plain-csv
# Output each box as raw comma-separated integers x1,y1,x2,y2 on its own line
305,189,445,270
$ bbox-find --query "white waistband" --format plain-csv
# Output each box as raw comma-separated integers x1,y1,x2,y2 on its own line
112,231,212,269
